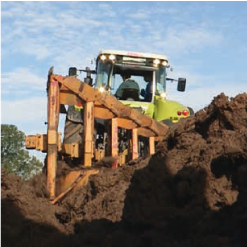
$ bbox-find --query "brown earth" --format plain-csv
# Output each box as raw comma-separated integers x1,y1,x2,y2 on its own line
2,93,247,247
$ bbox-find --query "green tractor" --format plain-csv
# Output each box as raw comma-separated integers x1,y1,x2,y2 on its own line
65,50,193,158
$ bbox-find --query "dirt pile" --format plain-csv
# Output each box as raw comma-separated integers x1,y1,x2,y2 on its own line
1,167,70,247
2,93,247,247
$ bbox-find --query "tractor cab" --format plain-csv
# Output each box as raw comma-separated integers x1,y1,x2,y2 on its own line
94,50,190,124
68,49,191,124
94,50,172,103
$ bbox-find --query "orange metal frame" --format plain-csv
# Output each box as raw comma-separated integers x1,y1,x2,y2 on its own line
26,74,169,200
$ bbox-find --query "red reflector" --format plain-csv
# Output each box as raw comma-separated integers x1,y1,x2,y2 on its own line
77,103,82,107
177,111,181,116
182,110,189,116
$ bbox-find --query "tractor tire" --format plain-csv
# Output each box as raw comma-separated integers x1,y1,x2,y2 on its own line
63,118,84,144
139,136,149,158
63,118,84,166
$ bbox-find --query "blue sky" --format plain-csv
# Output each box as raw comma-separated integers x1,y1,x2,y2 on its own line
1,1,247,160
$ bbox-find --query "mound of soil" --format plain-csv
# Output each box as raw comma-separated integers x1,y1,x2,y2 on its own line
2,93,247,247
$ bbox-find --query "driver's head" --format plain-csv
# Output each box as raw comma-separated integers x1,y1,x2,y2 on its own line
122,72,131,81
144,74,152,82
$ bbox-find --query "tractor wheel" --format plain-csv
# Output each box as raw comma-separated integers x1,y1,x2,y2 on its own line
139,136,149,158
63,118,97,163
63,118,84,165
63,118,84,144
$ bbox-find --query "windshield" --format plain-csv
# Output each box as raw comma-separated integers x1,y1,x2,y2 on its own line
95,60,113,88
95,58,166,102
156,66,166,93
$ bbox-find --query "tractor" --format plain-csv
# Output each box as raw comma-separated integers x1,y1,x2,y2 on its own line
64,50,193,159
25,49,193,203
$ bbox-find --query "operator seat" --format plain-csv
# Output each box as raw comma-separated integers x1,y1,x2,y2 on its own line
121,89,140,101
115,79,140,101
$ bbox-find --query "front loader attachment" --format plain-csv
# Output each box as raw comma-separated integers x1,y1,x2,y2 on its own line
25,70,169,203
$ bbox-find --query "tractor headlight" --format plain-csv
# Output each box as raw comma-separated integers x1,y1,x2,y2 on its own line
153,59,160,65
160,92,167,99
100,55,106,61
162,60,168,67
109,54,116,60
98,87,105,92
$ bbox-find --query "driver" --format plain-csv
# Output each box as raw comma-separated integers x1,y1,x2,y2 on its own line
141,74,153,102
115,73,140,100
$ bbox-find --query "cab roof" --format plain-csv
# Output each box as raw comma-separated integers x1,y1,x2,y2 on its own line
98,49,169,62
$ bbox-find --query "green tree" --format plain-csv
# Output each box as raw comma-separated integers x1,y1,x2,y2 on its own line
1,124,43,180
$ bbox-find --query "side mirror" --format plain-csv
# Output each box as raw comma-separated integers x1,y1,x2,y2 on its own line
84,67,93,86
177,78,186,92
68,67,77,76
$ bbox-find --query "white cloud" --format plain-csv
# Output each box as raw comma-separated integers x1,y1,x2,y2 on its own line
1,68,46,91
57,13,101,28
98,3,111,10
18,41,51,60
97,3,117,17
99,30,109,37
1,97,47,125
1,90,30,96
51,50,96,75
127,11,149,19
1,10,14,18
155,27,223,55
167,66,214,87
3,2,207,64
